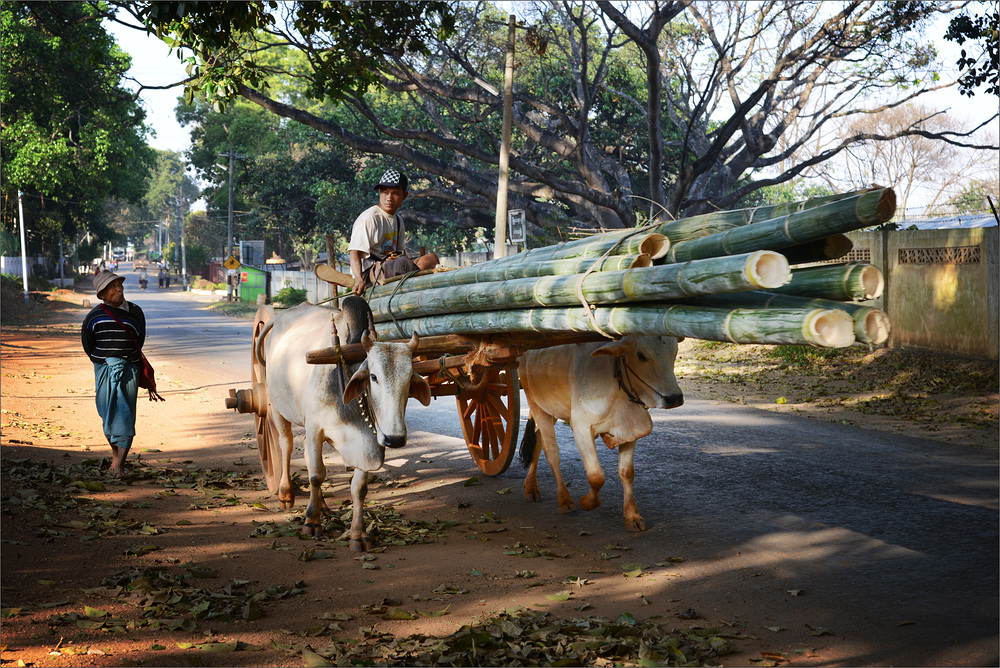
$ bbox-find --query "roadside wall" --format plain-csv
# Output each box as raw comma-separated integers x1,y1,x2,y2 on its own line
846,227,999,359
269,269,337,304
1,256,47,278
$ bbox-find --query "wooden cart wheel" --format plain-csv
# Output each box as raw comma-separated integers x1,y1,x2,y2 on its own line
251,307,283,495
456,365,520,476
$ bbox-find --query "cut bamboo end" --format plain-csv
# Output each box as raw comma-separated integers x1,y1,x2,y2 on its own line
639,233,670,260
854,307,891,345
857,265,884,300
874,188,897,222
805,309,855,348
632,254,653,268
746,251,790,289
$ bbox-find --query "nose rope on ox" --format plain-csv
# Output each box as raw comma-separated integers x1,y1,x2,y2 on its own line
614,356,649,407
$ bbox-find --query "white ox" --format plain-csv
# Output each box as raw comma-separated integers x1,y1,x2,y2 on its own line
518,335,684,531
263,298,430,551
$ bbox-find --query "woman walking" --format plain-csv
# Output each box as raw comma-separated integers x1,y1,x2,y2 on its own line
81,271,147,477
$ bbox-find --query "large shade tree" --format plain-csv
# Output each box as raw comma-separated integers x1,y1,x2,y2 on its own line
1,1,154,265
107,1,998,243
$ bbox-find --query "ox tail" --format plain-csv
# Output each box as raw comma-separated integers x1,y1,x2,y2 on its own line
518,417,538,469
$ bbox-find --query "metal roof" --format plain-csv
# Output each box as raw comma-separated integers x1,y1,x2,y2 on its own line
896,212,998,230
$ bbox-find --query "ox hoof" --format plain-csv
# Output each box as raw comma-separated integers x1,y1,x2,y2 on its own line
624,517,647,532
579,494,601,511
301,522,322,536
558,502,577,514
524,489,541,502
350,536,373,553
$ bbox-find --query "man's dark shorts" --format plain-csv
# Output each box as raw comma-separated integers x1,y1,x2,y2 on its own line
368,255,419,286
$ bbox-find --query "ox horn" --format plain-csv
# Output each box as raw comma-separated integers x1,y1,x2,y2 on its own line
408,332,420,352
361,330,374,352
331,316,341,347
367,312,378,342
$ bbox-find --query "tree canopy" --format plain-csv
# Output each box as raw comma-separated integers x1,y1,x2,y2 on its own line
1,1,155,257
114,1,998,247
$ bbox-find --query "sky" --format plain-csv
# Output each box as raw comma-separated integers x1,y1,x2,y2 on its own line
109,21,191,152
107,11,998,207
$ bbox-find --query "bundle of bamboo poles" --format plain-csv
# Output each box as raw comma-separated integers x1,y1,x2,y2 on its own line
360,187,894,349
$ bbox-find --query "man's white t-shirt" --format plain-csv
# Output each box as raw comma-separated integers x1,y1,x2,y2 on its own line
347,205,407,273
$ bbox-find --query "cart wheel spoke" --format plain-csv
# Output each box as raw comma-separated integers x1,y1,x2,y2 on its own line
251,307,282,495
456,367,520,477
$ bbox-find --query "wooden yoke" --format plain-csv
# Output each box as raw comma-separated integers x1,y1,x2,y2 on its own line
306,331,610,378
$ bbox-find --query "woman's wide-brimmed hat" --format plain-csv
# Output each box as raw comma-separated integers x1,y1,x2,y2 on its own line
94,270,125,297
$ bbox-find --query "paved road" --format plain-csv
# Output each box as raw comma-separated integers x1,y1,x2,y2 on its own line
129,264,999,665
115,262,251,390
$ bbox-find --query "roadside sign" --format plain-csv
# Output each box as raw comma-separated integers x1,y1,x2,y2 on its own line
507,209,526,244
223,255,241,270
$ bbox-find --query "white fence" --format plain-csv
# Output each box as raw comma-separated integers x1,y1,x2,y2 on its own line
269,269,339,304
1,256,47,279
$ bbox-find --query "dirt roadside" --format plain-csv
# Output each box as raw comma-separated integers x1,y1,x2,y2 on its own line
1,288,996,668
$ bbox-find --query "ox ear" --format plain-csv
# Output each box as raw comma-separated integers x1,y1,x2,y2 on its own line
409,372,432,406
343,360,369,405
591,339,628,358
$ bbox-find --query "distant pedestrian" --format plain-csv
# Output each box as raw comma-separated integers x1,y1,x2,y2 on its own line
158,266,165,288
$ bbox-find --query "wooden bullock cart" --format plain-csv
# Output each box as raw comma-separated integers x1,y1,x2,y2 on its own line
226,304,608,495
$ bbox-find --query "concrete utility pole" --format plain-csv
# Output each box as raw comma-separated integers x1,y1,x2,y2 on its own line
17,191,29,305
219,147,245,302
493,14,516,260
176,191,188,290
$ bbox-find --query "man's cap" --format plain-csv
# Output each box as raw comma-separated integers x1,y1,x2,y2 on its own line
94,270,125,297
374,169,408,191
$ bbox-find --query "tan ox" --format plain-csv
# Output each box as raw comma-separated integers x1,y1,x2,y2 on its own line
263,298,430,551
519,336,684,531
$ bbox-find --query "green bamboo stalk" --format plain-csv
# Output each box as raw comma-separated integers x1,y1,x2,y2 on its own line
369,251,790,323
369,254,649,300
374,303,855,348
661,188,895,264
650,189,870,244
772,263,884,301
489,231,670,265
686,291,890,344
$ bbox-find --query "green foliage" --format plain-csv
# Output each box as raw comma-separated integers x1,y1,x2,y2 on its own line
736,180,838,209
942,179,999,214
0,2,155,255
1,272,51,292
208,300,259,319
945,8,1000,97
273,284,307,306
139,2,455,109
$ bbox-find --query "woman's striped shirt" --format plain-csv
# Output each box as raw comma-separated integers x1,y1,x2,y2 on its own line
81,302,146,364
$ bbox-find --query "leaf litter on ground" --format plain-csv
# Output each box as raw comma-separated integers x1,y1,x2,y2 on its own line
293,606,737,666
